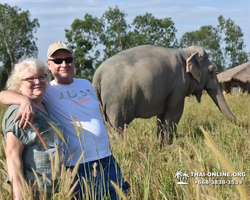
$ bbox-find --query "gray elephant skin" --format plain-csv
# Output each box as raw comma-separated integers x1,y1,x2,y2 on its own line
92,45,236,141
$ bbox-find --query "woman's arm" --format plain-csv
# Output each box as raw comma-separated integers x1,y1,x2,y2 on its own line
5,132,25,200
0,90,35,128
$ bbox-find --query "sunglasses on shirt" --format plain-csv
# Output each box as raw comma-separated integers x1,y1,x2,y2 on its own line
48,57,74,64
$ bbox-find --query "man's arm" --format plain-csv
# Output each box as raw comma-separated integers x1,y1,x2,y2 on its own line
0,90,35,128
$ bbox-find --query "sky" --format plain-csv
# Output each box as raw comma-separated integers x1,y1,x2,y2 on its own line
2,0,250,63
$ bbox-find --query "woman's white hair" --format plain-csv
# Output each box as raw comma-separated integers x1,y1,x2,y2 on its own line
6,58,51,91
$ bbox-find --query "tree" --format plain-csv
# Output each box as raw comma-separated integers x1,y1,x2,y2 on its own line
100,6,131,60
0,3,39,90
218,15,249,68
65,6,131,79
66,6,180,80
130,13,178,48
180,25,225,72
180,15,249,72
65,14,103,80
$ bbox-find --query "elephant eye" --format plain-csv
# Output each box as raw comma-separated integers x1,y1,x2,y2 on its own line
208,65,213,72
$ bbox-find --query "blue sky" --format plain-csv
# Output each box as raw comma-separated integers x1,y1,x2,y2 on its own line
3,0,250,63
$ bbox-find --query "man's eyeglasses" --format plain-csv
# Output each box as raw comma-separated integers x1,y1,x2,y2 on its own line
48,57,74,64
21,74,47,83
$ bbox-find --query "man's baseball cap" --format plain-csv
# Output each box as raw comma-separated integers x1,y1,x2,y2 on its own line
47,41,73,57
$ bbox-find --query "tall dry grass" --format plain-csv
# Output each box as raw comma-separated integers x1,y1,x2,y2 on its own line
0,92,250,199
110,93,250,200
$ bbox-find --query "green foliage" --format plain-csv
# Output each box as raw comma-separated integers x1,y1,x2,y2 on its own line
218,15,249,68
65,14,102,80
65,6,178,80
65,6,131,79
180,25,225,72
131,12,178,48
0,67,8,90
0,3,39,89
101,6,131,59
66,7,249,79
180,15,249,72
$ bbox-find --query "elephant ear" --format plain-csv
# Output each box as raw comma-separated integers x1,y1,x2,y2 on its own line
186,52,201,83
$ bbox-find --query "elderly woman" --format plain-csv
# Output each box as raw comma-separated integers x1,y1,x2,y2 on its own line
2,58,64,200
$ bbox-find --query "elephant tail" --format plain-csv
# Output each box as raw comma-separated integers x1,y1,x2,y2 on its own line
96,86,114,135
95,83,111,125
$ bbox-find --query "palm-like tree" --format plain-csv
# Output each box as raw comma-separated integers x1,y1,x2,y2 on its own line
175,170,183,181
182,173,189,181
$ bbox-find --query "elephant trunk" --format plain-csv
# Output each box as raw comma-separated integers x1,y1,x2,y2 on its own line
206,78,237,123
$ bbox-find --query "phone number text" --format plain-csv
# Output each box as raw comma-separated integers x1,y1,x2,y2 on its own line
194,180,243,185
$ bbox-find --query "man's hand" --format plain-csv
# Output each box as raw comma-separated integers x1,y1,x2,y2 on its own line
14,98,35,129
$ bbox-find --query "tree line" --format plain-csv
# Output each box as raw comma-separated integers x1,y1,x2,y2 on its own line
0,4,249,89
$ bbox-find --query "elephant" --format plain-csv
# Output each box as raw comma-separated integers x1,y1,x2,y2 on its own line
92,45,236,142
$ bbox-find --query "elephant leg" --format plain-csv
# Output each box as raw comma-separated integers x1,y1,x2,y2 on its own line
105,103,134,135
158,100,185,144
157,114,175,145
164,102,185,144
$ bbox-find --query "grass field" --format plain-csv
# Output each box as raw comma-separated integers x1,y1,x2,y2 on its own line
0,93,249,199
